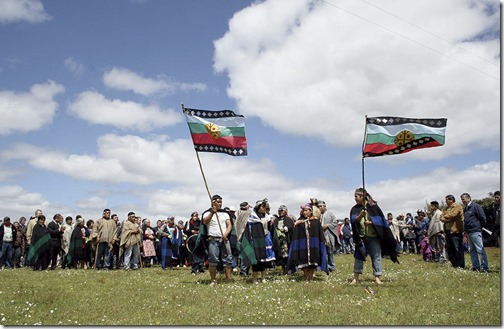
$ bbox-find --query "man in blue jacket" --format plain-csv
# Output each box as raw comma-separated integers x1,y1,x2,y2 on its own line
460,193,488,272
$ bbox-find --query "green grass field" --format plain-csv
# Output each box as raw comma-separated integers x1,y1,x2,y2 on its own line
0,247,500,326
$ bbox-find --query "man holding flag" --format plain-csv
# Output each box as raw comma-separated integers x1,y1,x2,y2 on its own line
202,195,233,285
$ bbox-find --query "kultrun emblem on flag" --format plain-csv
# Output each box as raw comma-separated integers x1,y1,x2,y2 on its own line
184,107,248,156
205,122,221,139
394,130,415,147
363,116,447,157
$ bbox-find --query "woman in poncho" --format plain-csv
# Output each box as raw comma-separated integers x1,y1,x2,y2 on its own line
239,198,276,284
66,218,87,269
27,215,51,270
287,203,327,282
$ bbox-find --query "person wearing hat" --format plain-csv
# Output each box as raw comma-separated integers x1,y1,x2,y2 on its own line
202,194,233,285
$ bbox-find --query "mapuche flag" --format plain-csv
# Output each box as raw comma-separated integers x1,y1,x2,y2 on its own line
363,116,447,158
184,107,247,156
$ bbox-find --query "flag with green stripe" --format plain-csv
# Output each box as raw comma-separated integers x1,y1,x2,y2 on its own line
363,116,447,157
184,107,247,156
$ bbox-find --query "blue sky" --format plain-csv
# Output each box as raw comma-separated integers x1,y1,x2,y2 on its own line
0,0,500,224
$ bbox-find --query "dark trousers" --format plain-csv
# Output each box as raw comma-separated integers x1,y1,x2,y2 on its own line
95,242,110,269
445,231,465,268
34,251,49,270
49,244,61,269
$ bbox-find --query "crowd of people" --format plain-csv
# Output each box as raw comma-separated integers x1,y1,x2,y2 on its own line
0,189,499,285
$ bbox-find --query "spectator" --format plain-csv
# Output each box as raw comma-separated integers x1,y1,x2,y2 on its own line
342,218,355,254
428,201,446,263
0,216,16,269
319,200,340,272
12,221,24,268
461,193,488,272
142,219,156,268
440,195,465,269
492,191,500,247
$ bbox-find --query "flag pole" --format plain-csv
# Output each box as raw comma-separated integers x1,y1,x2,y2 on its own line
181,103,230,256
361,115,368,202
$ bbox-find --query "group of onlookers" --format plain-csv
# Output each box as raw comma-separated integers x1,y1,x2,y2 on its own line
0,190,499,285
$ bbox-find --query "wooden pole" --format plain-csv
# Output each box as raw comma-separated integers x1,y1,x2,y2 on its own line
361,115,368,197
181,103,230,256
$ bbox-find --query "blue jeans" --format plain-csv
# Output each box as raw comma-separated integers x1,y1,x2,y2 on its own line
0,241,14,268
326,244,335,271
467,231,488,271
191,253,204,273
123,244,139,270
353,237,382,276
207,239,233,268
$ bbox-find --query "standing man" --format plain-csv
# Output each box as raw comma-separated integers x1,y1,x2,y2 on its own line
24,209,43,267
47,214,65,270
428,201,446,263
350,188,398,285
440,195,465,269
61,216,73,269
318,200,340,273
92,209,117,270
110,214,122,270
202,194,233,285
460,193,488,272
120,211,142,271
492,191,500,247
342,218,354,254
0,216,16,269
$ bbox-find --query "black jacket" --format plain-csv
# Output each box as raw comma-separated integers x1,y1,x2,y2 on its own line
47,221,63,247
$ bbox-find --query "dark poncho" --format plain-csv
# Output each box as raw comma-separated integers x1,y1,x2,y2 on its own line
350,203,399,264
66,226,86,264
27,223,50,264
287,218,327,272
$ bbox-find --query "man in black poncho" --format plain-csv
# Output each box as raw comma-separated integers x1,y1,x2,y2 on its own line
350,188,398,285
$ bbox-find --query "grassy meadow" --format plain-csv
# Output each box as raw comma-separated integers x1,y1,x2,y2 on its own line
0,247,500,326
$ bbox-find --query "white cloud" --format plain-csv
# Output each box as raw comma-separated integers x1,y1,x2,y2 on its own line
0,0,51,24
214,0,500,159
67,91,182,131
0,80,65,135
102,67,207,96
0,185,50,217
76,196,108,210
63,57,86,77
1,131,498,221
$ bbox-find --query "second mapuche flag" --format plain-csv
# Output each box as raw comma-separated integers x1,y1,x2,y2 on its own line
184,107,247,156
363,116,447,157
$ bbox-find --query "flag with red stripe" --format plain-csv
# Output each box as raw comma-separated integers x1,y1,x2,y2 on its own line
363,116,447,157
184,107,247,156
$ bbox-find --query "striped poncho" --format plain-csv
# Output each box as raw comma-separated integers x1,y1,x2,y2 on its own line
350,203,399,264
